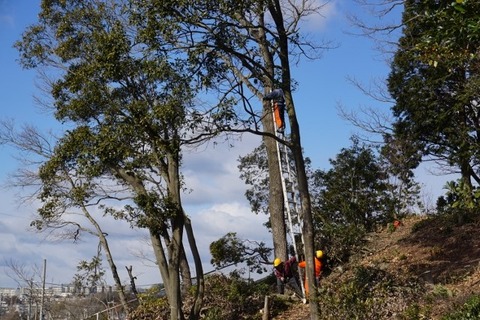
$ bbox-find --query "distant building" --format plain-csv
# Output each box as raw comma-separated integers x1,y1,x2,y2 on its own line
0,287,20,297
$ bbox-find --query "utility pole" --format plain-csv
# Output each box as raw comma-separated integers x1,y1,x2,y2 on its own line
28,279,32,320
39,259,46,320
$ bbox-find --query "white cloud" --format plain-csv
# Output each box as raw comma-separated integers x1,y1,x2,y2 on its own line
0,132,269,289
302,0,339,32
182,134,261,206
192,202,269,244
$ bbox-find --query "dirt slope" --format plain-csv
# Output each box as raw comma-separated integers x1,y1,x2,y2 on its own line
274,214,480,319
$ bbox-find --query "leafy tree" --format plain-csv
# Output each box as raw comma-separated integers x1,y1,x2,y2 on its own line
15,1,331,318
14,1,211,319
132,1,331,312
436,178,480,224
309,138,397,264
341,1,424,219
73,256,106,295
209,232,272,274
380,134,422,217
313,138,394,231
238,139,389,265
388,0,480,206
238,141,314,251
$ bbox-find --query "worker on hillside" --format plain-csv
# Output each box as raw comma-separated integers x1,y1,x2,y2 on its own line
263,88,286,132
273,256,303,298
298,250,324,295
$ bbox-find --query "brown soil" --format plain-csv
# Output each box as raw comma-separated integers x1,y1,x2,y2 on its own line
273,214,480,319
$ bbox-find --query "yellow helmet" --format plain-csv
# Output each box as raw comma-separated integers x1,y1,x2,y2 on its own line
273,258,282,267
316,250,324,259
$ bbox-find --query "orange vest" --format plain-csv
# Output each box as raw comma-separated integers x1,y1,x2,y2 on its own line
273,102,284,129
298,257,322,295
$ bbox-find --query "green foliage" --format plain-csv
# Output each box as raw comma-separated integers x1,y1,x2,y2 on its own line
442,295,480,320
311,138,399,268
438,180,480,212
318,266,422,319
209,232,272,274
73,256,106,295
388,0,480,199
319,268,380,318
14,0,324,319
380,134,422,217
400,303,430,320
387,222,396,233
129,286,169,320
432,285,453,299
313,219,366,266
239,137,415,271
431,179,480,226
191,273,268,320
313,138,396,232
239,138,401,267
201,307,223,320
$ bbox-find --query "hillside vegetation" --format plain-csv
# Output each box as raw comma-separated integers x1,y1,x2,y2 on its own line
272,213,480,319
131,213,480,319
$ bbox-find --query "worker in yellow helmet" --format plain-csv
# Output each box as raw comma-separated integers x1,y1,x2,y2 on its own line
273,256,303,298
298,250,324,295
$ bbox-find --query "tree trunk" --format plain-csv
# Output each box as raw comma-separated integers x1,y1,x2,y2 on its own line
268,0,319,317
125,265,138,297
97,232,130,313
255,10,289,263
166,220,184,320
80,205,130,314
263,107,289,261
115,167,185,319
149,229,184,320
184,215,204,320
165,152,186,320
180,246,192,293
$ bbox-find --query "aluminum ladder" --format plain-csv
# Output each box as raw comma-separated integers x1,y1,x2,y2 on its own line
272,103,306,300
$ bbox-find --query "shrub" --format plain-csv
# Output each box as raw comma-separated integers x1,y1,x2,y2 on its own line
400,303,432,320
442,295,480,320
192,272,270,320
129,286,169,320
318,266,423,319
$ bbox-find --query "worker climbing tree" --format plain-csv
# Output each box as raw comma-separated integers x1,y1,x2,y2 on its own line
264,88,286,133
264,87,309,303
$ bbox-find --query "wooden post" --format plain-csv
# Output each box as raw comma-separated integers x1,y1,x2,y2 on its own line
262,295,269,320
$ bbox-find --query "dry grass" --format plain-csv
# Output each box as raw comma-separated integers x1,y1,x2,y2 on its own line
273,214,480,319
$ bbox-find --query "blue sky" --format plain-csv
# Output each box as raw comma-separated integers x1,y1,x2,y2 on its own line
0,0,452,289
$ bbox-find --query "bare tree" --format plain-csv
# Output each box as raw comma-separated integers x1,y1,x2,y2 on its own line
5,259,44,320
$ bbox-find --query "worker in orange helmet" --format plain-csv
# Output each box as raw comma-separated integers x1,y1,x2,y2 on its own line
298,250,324,295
